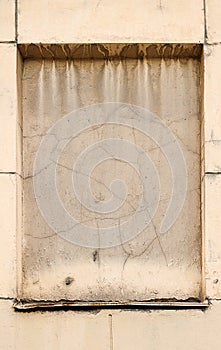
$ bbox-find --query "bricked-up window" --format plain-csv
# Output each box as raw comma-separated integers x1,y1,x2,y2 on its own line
20,44,202,303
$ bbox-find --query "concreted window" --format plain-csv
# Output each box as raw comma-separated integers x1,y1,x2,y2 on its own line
20,44,202,304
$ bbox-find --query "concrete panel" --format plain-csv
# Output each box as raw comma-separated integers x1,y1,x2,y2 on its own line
204,44,221,172
18,0,204,43
0,0,15,42
112,302,221,350
0,44,22,173
0,300,110,350
206,0,221,43
0,174,17,297
205,174,221,298
1,300,221,349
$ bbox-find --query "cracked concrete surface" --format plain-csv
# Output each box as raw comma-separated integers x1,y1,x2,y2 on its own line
21,56,201,302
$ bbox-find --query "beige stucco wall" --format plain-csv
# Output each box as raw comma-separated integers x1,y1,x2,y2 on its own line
1,1,221,349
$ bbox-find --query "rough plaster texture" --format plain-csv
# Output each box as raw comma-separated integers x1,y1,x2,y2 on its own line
0,0,221,349
21,56,201,301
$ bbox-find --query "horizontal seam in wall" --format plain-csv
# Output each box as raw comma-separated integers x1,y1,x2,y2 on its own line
0,41,16,44
0,297,15,301
205,172,221,175
204,42,221,46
